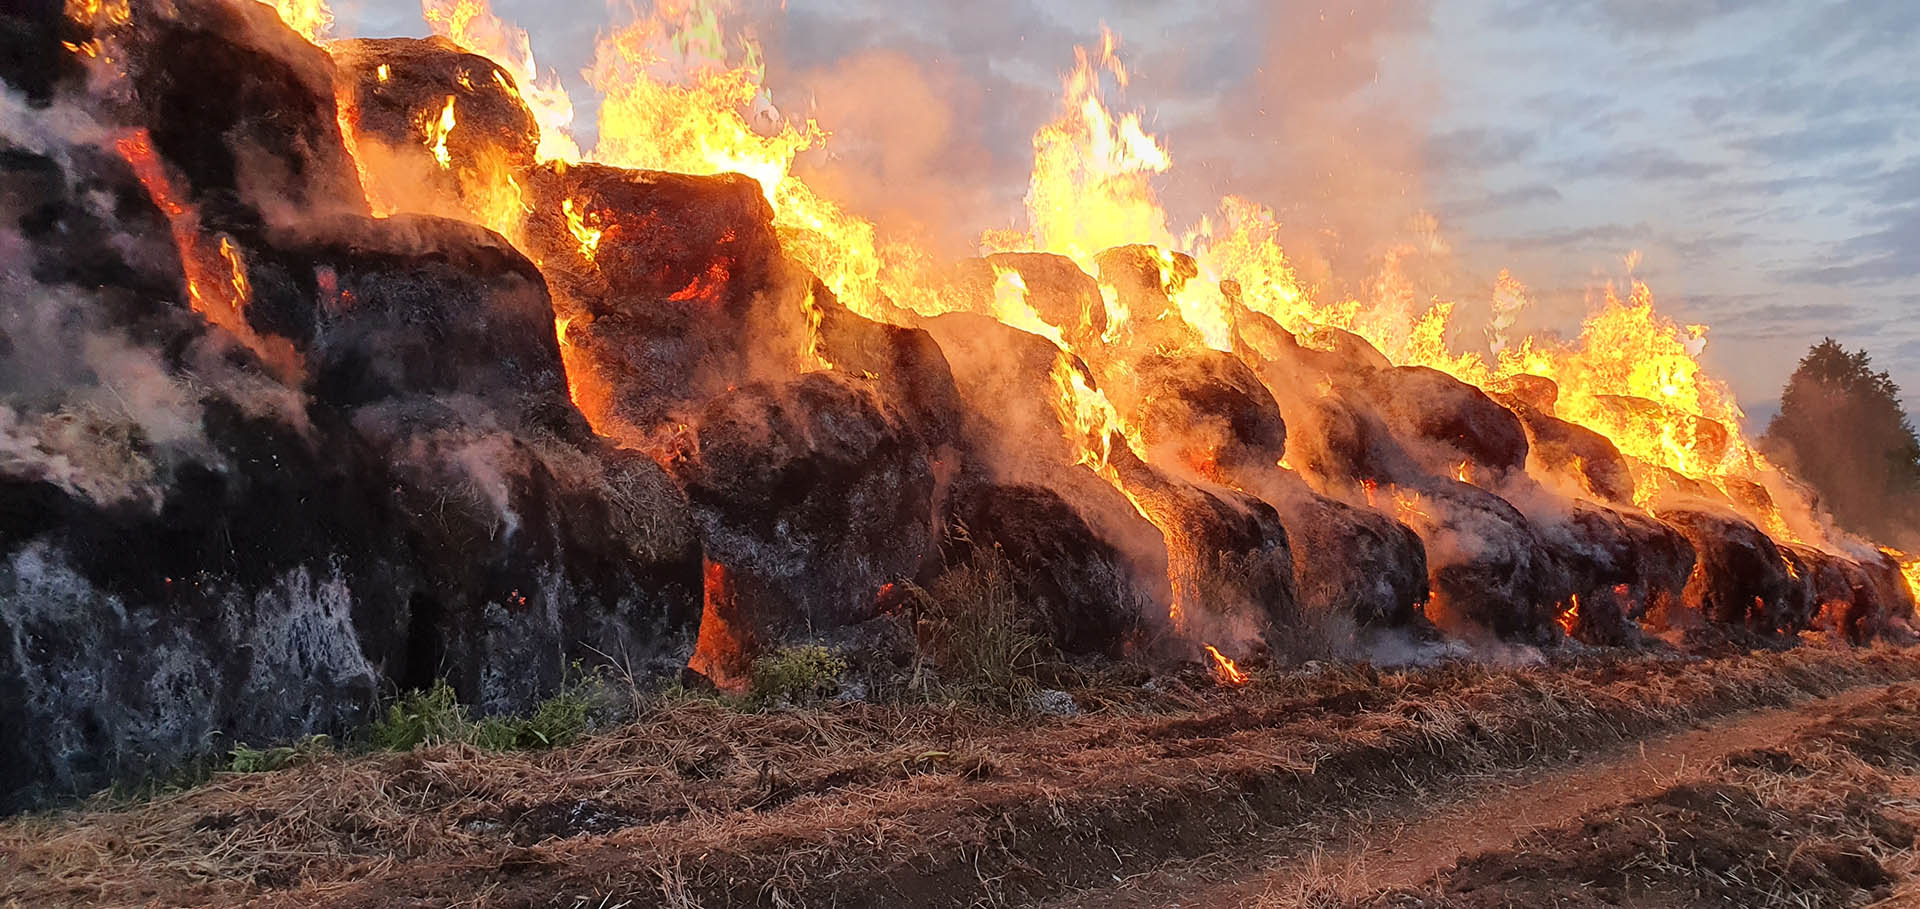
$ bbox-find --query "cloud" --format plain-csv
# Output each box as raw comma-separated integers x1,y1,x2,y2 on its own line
1498,221,1654,252
1426,127,1539,172
1443,183,1564,219
1570,148,1725,182
1496,0,1784,38
1731,121,1897,161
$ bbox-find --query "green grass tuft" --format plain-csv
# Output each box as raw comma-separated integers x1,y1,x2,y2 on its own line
366,674,601,752
749,645,848,706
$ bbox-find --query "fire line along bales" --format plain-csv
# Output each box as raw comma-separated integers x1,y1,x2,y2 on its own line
0,0,1918,902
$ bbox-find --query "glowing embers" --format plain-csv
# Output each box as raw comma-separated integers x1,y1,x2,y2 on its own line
63,0,128,27
115,133,249,329
1204,644,1248,687
113,131,301,379
1557,594,1581,637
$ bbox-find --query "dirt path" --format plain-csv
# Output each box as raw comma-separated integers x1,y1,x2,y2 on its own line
1043,682,1909,909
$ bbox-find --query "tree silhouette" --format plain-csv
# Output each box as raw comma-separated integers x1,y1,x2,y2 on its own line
1763,339,1920,544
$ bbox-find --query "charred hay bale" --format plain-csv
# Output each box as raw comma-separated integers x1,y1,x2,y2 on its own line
1508,404,1637,506
1620,510,1697,630
352,403,703,712
814,291,969,453
1108,439,1296,655
1538,503,1692,645
0,398,401,813
678,372,936,682
1275,487,1429,631
123,0,366,221
1400,483,1556,642
0,124,396,813
0,138,189,326
0,107,700,812
1780,545,1838,633
953,482,1151,657
1656,507,1793,633
244,214,574,427
1351,366,1529,481
0,0,90,106
1129,351,1287,482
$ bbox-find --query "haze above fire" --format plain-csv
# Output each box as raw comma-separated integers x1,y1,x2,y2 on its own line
329,0,1920,409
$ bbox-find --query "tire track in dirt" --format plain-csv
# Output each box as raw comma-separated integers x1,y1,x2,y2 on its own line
1042,682,1911,909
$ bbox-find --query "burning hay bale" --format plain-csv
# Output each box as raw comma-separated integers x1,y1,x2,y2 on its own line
811,291,971,454
676,372,937,684
1267,481,1431,633
1094,245,1208,355
1399,482,1558,643
1839,550,1918,643
253,211,704,709
247,213,572,422
1350,366,1531,484
1106,438,1299,656
520,162,802,443
1123,347,1429,639
918,312,1114,476
121,0,366,220
1656,507,1794,634
1505,401,1639,507
1245,343,1558,642
328,36,540,226
949,252,1109,349
918,311,1177,627
1537,504,1695,645
9,0,1916,823
1781,544,1848,633
522,162,784,320
331,38,540,166
1128,351,1288,482
952,482,1150,657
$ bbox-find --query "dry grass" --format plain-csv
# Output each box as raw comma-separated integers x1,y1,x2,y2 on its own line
3,646,1919,907
907,539,1046,707
1368,684,1920,908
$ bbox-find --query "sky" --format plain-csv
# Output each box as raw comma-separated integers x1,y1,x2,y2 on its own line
329,0,1920,421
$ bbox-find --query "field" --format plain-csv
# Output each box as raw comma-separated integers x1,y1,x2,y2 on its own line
8,643,1920,908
